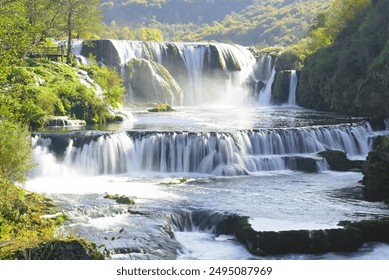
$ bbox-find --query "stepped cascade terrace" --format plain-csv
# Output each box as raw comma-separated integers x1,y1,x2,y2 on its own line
25,39,389,260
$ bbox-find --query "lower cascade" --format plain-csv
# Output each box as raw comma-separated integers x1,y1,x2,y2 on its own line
31,122,373,177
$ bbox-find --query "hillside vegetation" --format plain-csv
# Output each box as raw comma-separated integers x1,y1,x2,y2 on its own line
297,0,389,116
102,0,331,46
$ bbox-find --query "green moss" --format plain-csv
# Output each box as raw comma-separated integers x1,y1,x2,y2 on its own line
148,104,175,112
125,58,183,105
0,59,122,129
160,178,188,185
0,178,103,260
104,194,135,205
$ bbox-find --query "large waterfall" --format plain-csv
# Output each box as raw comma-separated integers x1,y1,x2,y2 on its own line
73,40,265,106
31,122,373,177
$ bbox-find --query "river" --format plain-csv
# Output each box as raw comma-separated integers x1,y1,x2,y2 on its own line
26,106,389,260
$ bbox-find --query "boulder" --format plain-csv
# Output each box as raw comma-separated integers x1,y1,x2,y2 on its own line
104,194,135,205
362,136,389,201
271,70,292,105
147,104,175,112
317,150,363,171
124,58,184,106
81,39,121,69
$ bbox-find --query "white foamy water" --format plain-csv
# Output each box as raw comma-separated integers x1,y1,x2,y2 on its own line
27,107,389,260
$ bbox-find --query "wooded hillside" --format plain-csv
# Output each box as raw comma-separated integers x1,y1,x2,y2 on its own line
101,0,331,46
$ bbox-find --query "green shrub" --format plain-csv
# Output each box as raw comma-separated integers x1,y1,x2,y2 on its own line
0,119,33,184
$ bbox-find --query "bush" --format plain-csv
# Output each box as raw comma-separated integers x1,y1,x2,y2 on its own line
0,119,33,184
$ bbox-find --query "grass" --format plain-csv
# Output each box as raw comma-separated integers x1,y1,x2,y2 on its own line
0,178,103,259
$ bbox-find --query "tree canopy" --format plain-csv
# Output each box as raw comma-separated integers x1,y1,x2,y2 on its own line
101,0,332,46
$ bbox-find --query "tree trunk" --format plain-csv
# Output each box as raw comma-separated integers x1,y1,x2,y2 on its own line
66,11,72,64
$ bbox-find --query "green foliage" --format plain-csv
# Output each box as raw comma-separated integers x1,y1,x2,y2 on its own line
0,177,103,260
0,120,33,184
80,63,125,108
0,178,58,259
297,0,389,116
0,1,32,84
0,59,124,128
101,0,331,46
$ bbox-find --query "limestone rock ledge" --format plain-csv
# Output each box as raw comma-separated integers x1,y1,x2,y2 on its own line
215,215,389,256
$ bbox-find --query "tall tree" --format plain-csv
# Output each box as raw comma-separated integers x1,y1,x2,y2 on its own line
26,0,64,44
59,0,103,63
0,0,31,84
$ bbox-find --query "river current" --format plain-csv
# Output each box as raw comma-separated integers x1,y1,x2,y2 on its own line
26,106,389,260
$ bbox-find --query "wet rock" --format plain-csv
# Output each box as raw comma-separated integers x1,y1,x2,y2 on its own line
81,39,121,69
216,215,363,256
362,136,389,201
104,194,135,205
271,70,292,105
286,157,318,173
318,150,363,171
148,104,175,112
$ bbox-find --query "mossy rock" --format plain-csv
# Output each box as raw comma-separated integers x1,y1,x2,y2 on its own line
339,219,389,243
148,104,175,113
318,150,363,171
125,58,183,106
104,194,135,205
14,239,105,260
362,136,389,200
271,70,292,105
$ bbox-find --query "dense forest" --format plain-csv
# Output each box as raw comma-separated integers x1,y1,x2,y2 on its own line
101,0,331,46
296,0,389,116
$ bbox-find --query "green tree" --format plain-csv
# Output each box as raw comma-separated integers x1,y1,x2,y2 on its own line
26,0,65,44
0,120,33,184
0,0,31,84
139,27,164,41
59,0,103,63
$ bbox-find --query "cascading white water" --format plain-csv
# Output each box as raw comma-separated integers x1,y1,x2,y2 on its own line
31,122,373,177
256,55,276,106
73,40,258,106
287,70,298,106
385,118,389,130
180,45,207,105
71,39,90,65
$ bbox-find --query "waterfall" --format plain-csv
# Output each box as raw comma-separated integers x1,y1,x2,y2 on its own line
73,40,257,106
256,55,276,106
287,70,298,106
385,118,389,130
31,122,373,177
180,45,207,105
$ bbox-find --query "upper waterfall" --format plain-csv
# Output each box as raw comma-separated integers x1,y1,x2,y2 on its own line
74,40,259,106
